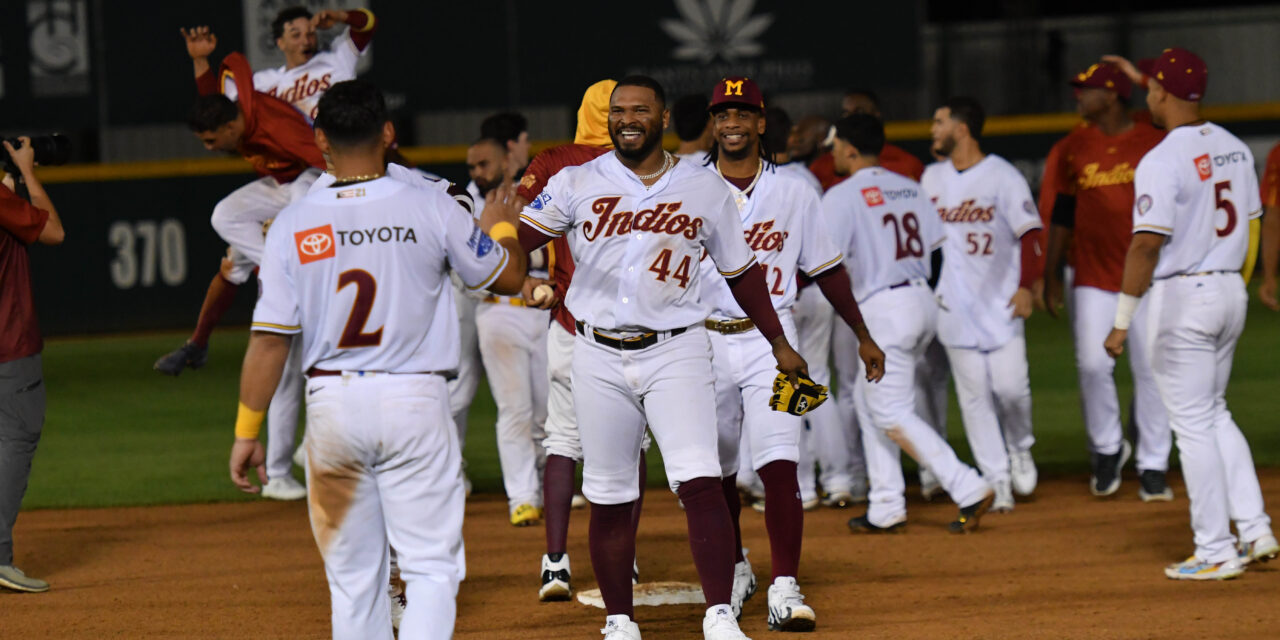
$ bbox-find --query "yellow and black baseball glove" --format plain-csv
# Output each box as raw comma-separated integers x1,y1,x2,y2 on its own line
769,373,828,416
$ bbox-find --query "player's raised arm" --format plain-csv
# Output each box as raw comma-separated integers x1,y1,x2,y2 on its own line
180,26,217,90
313,8,376,51
469,180,529,295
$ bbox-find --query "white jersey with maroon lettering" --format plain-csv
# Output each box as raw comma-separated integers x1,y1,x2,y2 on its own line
1133,121,1262,278
698,164,843,319
519,153,757,332
922,154,1041,350
250,29,363,121
826,166,944,304
253,176,508,372
776,161,823,196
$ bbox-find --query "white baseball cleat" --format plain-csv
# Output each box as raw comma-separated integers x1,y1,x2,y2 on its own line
1164,556,1245,581
292,442,307,469
601,614,642,639
703,604,751,640
992,479,1015,513
571,493,589,509
767,576,816,632
919,469,942,502
1009,449,1037,496
539,552,571,601
730,555,757,619
261,476,307,501
1238,534,1280,565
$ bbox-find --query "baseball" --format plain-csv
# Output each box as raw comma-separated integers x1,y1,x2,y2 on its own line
532,284,554,304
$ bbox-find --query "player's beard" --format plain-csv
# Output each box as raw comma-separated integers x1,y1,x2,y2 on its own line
718,136,755,162
933,134,956,158
611,122,663,161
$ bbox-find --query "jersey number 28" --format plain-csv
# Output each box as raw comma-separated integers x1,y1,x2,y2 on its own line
882,212,925,259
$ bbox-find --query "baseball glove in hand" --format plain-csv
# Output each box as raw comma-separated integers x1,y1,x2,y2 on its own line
769,373,828,416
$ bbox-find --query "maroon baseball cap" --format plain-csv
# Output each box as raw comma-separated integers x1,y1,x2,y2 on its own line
1147,47,1208,101
709,76,765,112
1071,62,1131,100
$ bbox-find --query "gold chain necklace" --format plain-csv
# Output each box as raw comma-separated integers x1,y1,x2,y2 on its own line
330,173,384,186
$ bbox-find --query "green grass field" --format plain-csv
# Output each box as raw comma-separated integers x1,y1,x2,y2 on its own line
22,295,1280,510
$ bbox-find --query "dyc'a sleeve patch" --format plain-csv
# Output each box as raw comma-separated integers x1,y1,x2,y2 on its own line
530,192,552,210
467,225,496,257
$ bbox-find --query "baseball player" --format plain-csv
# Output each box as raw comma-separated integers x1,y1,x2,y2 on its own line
1039,62,1171,499
466,137,550,526
511,75,806,640
673,93,714,164
1255,138,1280,310
1102,50,1277,580
829,114,996,534
698,77,885,630
165,44,327,501
509,80,654,602
922,96,1044,512
229,80,529,638
155,9,374,374
807,90,925,191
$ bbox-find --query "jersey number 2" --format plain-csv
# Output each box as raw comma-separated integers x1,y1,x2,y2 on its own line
1214,180,1237,238
337,269,383,348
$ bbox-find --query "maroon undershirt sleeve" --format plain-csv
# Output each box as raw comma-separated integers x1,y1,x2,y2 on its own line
1019,228,1046,289
518,223,554,254
195,67,218,96
344,9,376,51
813,266,865,330
726,264,785,342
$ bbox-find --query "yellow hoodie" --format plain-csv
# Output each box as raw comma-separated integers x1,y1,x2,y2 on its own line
574,79,616,148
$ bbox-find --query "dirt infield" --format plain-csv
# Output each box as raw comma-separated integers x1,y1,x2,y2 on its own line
6,471,1280,639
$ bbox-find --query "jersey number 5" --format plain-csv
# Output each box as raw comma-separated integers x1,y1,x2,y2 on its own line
882,212,924,259
1214,180,1237,238
337,269,383,348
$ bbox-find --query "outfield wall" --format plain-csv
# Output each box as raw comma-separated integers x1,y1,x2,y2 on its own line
26,106,1280,336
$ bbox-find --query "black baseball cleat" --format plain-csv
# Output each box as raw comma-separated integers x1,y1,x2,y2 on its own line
949,491,995,534
847,514,906,534
154,341,209,376
1090,440,1131,497
1138,469,1174,502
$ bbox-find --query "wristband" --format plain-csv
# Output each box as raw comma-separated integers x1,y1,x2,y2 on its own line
234,402,266,439
489,221,517,242
1113,293,1140,330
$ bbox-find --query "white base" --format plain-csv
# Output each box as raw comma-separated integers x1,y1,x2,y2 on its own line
576,582,706,608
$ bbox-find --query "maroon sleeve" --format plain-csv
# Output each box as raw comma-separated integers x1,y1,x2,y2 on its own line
0,188,50,245
345,9,376,52
517,150,557,203
813,267,866,329
518,222,554,254
195,67,218,96
1019,227,1045,288
220,52,257,125
726,265,784,341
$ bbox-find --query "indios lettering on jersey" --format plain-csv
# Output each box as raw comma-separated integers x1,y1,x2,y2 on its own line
581,197,703,241
266,72,334,118
743,220,788,252
335,227,419,246
937,199,995,223
1077,162,1135,190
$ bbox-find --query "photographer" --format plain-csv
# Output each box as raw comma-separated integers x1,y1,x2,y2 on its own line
0,137,64,594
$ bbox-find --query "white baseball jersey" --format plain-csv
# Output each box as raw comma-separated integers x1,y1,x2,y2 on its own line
698,164,843,318
922,154,1041,350
1132,122,1262,279
775,161,823,196
309,163,452,195
826,166,944,304
224,29,364,121
519,153,757,332
252,177,508,373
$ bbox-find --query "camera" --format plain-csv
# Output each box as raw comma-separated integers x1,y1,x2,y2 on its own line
1,134,71,172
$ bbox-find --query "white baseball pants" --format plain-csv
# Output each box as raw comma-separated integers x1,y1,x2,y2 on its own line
1144,273,1271,563
543,320,581,459
792,288,853,495
1070,286,1171,469
215,169,321,285
857,284,991,525
944,328,1034,485
447,279,482,450
304,373,465,640
475,301,549,510
831,309,870,487
265,335,304,481
573,325,722,504
711,315,802,477
916,338,950,440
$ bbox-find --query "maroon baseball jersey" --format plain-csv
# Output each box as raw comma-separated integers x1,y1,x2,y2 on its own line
517,143,610,333
0,187,50,362
197,52,326,183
